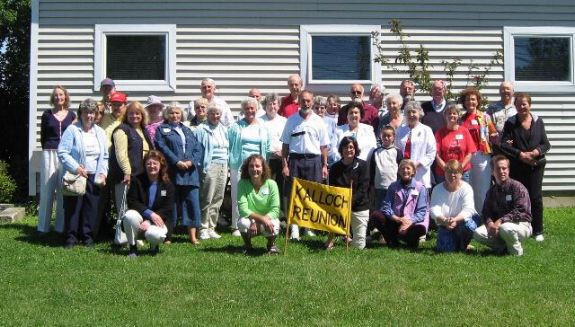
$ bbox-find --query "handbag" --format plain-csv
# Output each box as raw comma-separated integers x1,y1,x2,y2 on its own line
62,171,87,196
113,186,128,245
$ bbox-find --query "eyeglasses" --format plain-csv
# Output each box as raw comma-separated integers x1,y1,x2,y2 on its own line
351,91,362,95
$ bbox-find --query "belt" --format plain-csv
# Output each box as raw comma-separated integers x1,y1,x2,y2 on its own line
289,153,320,159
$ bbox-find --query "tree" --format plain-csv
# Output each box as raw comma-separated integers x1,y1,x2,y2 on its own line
0,0,31,199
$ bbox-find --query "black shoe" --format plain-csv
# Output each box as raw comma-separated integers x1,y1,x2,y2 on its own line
150,245,159,256
128,245,138,258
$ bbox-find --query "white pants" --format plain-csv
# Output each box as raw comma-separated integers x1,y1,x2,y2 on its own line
474,222,532,256
38,150,65,233
237,217,280,238
351,210,369,249
230,169,242,230
122,209,168,246
470,152,492,214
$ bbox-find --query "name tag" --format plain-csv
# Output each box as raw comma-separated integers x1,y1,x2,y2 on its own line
161,190,167,197
471,120,478,125
411,190,419,197
261,187,270,196
455,134,464,140
505,194,512,201
162,128,171,133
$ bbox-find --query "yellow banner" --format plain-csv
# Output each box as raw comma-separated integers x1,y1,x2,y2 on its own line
288,178,352,236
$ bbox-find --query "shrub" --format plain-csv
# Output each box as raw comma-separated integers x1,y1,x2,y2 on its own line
0,161,17,203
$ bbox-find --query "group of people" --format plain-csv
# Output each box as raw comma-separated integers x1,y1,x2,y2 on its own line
38,74,550,257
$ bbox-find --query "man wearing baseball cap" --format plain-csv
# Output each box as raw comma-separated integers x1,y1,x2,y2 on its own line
101,91,128,148
100,78,116,113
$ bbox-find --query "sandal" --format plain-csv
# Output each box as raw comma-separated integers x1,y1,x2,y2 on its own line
267,245,280,255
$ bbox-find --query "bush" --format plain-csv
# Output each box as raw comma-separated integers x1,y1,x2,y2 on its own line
0,161,17,203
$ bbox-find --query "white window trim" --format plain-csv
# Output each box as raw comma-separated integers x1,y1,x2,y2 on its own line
94,24,176,92
300,25,381,93
504,26,575,93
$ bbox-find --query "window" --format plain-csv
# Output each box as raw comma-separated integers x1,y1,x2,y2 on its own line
504,27,575,92
94,25,176,92
300,25,381,93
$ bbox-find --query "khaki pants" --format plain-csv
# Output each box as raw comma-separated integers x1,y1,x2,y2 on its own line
474,221,532,256
200,163,228,231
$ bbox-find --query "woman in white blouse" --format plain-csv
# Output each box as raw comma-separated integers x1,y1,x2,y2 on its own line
333,102,377,163
430,160,480,252
395,101,436,189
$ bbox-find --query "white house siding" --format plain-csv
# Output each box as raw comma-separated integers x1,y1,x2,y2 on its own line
30,0,575,193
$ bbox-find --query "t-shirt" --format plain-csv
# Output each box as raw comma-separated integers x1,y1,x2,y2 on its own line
280,112,330,155
434,125,477,175
279,95,299,118
237,179,280,220
260,114,287,153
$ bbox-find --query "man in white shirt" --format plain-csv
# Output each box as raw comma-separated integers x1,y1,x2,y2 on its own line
487,81,517,147
281,90,330,240
186,78,235,126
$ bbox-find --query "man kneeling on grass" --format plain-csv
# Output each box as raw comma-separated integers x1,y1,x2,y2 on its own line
237,154,281,254
473,155,532,256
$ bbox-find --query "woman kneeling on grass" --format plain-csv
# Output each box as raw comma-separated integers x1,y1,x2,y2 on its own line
324,136,370,250
123,150,174,257
430,159,481,252
237,154,281,255
371,159,429,248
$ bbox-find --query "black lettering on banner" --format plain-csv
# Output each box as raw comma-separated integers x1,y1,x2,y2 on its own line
293,205,302,221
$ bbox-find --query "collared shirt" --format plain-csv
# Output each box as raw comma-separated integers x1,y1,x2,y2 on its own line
280,111,330,155
482,178,532,225
487,101,517,135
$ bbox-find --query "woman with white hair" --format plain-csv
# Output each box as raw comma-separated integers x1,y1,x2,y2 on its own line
155,104,203,244
395,101,436,190
228,97,271,236
195,103,229,240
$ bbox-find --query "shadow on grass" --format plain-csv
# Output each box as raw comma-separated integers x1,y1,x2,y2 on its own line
0,223,64,248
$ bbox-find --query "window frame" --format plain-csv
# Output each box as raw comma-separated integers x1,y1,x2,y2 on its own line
94,24,176,92
300,25,382,93
504,26,575,93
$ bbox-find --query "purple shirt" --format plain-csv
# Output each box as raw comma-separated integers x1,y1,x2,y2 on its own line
40,110,76,149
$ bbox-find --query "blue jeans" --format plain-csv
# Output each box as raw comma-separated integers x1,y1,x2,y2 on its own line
173,185,201,228
436,213,480,252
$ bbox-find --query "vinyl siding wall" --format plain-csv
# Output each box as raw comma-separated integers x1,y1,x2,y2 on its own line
30,0,575,193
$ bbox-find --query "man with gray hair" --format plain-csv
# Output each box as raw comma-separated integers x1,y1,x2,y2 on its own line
487,81,517,147
337,83,380,130
369,82,388,116
279,74,303,118
399,79,416,111
281,90,330,240
421,80,448,133
187,78,235,126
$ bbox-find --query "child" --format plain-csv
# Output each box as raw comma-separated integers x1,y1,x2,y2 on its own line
368,126,403,243
370,125,403,208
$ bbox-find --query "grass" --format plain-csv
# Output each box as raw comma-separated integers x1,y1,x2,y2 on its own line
1,208,574,326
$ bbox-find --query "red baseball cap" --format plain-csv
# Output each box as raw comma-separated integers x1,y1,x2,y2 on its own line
110,92,127,103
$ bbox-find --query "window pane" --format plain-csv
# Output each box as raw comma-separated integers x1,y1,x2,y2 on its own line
514,37,571,81
312,36,371,80
106,35,165,80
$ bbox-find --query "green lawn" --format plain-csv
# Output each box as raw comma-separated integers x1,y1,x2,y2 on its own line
1,208,574,326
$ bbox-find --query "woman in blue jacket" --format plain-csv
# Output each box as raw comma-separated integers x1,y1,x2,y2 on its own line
155,104,203,244
57,98,108,248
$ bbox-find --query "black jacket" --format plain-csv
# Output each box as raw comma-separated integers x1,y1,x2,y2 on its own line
329,158,370,211
127,174,175,223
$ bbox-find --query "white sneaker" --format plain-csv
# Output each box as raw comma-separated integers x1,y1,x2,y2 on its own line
136,240,145,247
231,229,242,237
303,229,316,237
208,229,221,239
199,229,211,240
290,224,300,241
535,234,544,242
